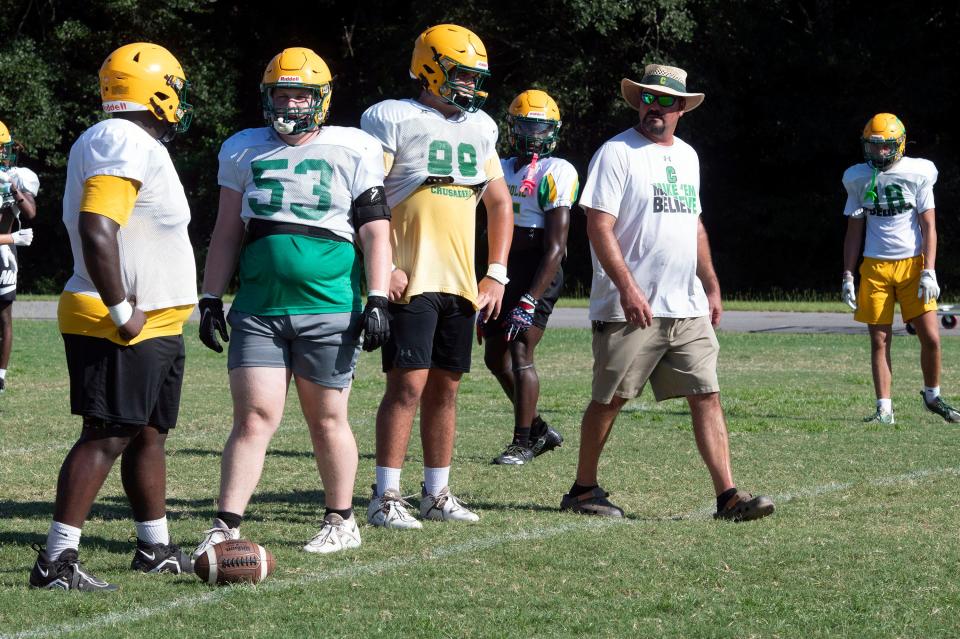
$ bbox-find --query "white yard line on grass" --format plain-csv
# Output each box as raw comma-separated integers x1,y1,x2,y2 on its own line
6,464,960,639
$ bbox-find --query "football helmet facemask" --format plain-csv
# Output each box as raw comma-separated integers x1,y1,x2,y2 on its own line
0,120,15,167
861,113,905,169
410,24,490,113
507,90,562,158
261,48,332,135
100,43,193,141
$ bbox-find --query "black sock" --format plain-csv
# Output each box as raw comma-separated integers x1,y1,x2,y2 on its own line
325,507,353,520
531,416,546,437
568,482,598,498
716,487,738,512
216,511,243,529
512,426,532,447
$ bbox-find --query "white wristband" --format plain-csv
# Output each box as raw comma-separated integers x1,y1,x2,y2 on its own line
367,290,388,298
108,300,133,327
485,263,509,285
391,263,398,272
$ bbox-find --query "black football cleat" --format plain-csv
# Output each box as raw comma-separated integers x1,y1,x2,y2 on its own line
29,545,118,591
492,443,535,465
130,539,193,574
922,393,960,423
530,417,563,457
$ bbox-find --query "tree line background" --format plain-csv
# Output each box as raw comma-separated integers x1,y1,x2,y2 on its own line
1,0,958,298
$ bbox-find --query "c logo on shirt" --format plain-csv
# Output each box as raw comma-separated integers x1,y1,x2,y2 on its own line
666,166,677,184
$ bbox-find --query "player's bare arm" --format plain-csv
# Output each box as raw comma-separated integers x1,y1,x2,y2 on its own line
585,205,651,327
842,216,865,275
696,219,722,327
478,176,512,320
202,187,245,296
918,208,937,270
359,218,392,294
78,211,145,341
8,187,36,221
526,205,570,299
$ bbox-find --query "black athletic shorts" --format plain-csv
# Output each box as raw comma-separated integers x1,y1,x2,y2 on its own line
481,241,563,337
0,245,17,303
382,292,475,372
63,333,186,429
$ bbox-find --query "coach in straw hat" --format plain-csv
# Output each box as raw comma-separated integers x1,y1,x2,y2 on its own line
559,63,775,522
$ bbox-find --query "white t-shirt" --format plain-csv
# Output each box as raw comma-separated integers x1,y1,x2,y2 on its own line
361,98,502,207
501,156,579,228
842,157,937,260
62,118,197,311
579,127,708,321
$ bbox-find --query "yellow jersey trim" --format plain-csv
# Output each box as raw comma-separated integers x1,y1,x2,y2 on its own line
58,292,193,346
79,175,141,226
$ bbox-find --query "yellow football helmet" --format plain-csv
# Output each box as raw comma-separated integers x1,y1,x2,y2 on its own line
507,90,562,158
861,113,905,169
99,43,193,139
410,24,489,113
0,120,15,167
261,48,332,135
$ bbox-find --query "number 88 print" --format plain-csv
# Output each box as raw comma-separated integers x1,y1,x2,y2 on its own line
426,139,478,177
248,158,334,219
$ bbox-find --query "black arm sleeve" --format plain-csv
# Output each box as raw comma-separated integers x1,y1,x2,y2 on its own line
352,186,392,228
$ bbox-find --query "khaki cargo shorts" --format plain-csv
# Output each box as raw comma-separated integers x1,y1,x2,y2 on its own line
591,316,720,404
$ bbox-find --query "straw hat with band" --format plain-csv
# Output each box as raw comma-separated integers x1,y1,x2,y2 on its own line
621,64,705,112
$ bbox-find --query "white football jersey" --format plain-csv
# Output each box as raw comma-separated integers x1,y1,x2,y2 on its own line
361,98,501,207
62,118,196,311
4,166,40,196
218,126,385,242
501,156,579,228
843,157,937,260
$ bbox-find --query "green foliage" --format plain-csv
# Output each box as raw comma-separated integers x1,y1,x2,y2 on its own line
2,1,959,296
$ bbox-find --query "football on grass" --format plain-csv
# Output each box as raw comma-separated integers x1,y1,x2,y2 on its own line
194,539,275,586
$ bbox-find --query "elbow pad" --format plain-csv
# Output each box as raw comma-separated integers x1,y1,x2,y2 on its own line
352,186,391,228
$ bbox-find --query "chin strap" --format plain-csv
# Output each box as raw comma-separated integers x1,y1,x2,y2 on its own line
518,152,540,196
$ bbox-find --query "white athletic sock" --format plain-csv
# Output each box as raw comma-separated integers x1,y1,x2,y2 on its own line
423,466,450,497
877,398,893,414
375,466,401,496
0,368,7,380
923,386,941,403
46,521,82,561
135,516,170,545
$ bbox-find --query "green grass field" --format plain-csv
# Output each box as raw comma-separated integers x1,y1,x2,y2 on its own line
2,321,960,638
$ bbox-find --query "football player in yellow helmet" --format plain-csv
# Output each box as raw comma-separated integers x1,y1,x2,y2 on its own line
261,47,332,134
191,47,392,556
0,119,40,396
410,23,490,113
483,90,576,465
360,25,513,526
99,41,193,143
506,89,562,160
861,113,906,170
31,42,197,590
0,120,17,168
841,113,960,426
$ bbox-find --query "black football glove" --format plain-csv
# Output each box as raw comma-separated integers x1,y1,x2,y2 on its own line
198,296,229,353
357,295,391,352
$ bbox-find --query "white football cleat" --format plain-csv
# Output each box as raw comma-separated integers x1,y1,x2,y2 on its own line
192,518,240,559
419,484,480,522
366,485,422,530
303,513,361,554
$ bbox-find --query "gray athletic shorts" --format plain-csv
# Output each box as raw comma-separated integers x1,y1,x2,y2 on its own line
226,309,361,388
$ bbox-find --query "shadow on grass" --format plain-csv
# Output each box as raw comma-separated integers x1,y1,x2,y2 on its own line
173,447,378,461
